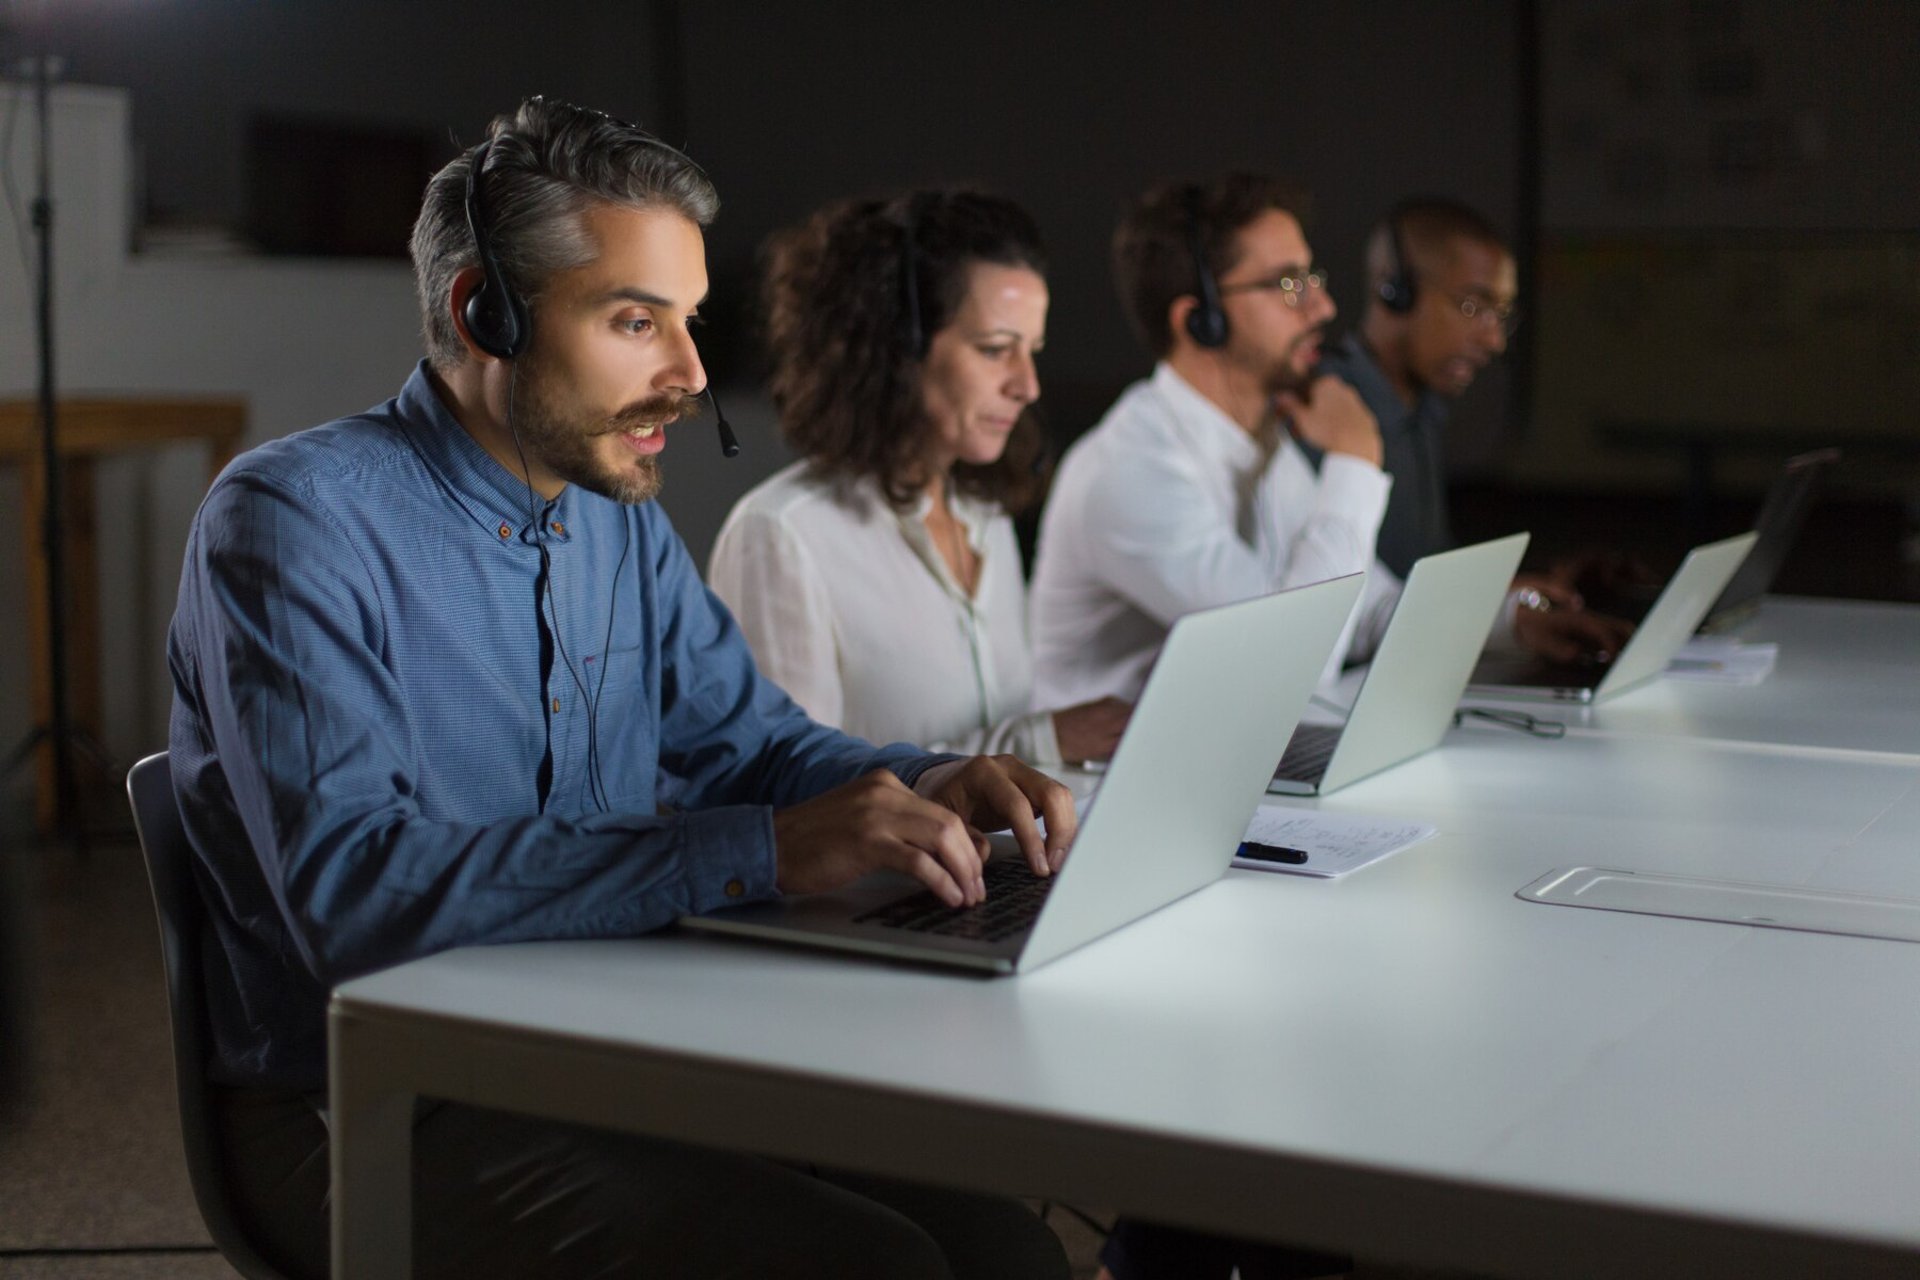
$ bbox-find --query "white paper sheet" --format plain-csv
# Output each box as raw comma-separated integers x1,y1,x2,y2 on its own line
1234,803,1438,879
1666,636,1778,685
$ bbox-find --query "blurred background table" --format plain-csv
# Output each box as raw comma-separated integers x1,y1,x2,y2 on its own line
1,396,246,832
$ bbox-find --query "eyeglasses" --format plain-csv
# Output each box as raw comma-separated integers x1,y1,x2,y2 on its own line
1447,292,1521,336
1217,266,1328,310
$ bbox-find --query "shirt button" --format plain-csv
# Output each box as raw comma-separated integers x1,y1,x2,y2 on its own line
497,522,512,539
724,879,745,899
550,521,566,535
550,697,560,713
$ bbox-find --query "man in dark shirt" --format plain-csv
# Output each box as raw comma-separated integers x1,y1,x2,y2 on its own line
169,97,1073,1279
1319,199,1631,660
1317,198,1516,578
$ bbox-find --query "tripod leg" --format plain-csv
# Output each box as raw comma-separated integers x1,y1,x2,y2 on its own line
0,727,53,779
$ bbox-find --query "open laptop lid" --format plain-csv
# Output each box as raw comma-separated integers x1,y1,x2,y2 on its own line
1466,532,1759,703
1590,531,1759,698
1313,532,1530,794
682,573,1364,975
1018,572,1364,970
1702,448,1838,629
1585,448,1838,629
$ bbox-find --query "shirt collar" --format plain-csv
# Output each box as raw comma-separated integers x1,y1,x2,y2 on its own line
394,360,565,542
1329,333,1446,436
1150,361,1266,472
894,480,997,603
902,485,994,544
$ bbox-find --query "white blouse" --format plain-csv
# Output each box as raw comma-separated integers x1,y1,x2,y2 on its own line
708,462,1062,763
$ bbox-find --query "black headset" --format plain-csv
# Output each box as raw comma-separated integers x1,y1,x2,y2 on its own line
460,134,739,456
462,139,532,360
1375,203,1419,314
1182,186,1231,349
898,193,928,359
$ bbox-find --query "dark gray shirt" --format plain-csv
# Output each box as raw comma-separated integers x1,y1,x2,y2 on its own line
1315,333,1453,578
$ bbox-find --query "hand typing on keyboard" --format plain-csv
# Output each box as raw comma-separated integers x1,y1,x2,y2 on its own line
772,756,1075,910
912,754,1075,877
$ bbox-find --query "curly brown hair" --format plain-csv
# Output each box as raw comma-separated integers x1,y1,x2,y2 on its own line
760,189,1050,512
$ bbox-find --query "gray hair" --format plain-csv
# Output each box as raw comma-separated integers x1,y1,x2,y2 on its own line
410,96,720,370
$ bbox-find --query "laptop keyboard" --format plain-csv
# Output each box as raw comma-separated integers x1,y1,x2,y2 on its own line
1274,722,1342,784
853,858,1055,944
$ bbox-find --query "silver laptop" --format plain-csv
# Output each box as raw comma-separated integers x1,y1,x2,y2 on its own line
1586,449,1838,633
680,573,1366,974
1702,448,1836,631
1464,531,1759,704
1271,532,1529,796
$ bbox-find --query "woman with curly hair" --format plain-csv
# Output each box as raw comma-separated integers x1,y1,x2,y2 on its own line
710,190,1128,764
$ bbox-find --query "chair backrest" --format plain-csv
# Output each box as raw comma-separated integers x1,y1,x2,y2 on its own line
127,752,292,1280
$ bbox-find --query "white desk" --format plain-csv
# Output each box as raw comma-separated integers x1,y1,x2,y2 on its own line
331,729,1920,1279
1462,596,1920,758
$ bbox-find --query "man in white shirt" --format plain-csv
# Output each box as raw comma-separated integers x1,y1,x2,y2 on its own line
1031,174,1622,706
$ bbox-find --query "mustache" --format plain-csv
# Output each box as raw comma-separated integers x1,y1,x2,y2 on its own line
597,391,705,435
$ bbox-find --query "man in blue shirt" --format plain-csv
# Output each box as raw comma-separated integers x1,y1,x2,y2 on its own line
169,97,1073,1279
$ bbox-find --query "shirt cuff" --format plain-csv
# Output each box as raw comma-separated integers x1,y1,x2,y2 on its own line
1021,709,1065,766
910,757,974,800
1489,588,1529,653
676,805,782,914
1317,451,1394,531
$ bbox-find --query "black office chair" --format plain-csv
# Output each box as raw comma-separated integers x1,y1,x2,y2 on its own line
127,751,295,1280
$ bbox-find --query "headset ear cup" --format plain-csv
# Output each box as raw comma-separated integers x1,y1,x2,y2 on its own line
464,274,528,359
1377,204,1418,314
1185,299,1229,349
1376,275,1415,314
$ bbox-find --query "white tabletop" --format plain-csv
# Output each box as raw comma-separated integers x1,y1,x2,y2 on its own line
1461,596,1920,758
331,729,1920,1278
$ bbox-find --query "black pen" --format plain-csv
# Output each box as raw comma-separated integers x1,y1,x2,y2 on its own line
1237,841,1310,865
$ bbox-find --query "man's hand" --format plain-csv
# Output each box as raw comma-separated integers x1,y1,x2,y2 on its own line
773,769,990,908
1275,376,1382,468
1511,571,1584,613
1053,696,1132,765
916,754,1078,877
1510,575,1636,663
1552,550,1659,601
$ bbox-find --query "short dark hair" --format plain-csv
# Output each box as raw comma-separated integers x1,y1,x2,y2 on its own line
410,97,719,371
1365,197,1510,294
761,189,1049,513
1112,173,1310,359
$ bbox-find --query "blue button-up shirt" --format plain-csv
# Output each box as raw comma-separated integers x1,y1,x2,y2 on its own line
169,363,937,1090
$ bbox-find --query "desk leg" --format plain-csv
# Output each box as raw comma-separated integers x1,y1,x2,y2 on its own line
330,1013,415,1280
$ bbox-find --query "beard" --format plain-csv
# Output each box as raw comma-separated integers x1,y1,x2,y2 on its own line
511,362,699,505
1230,325,1326,397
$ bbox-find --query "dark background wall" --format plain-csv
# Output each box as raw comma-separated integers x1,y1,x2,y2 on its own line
679,0,1523,468
13,0,673,227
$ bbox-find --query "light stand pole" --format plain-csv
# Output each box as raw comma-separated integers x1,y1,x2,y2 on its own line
1,53,113,851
